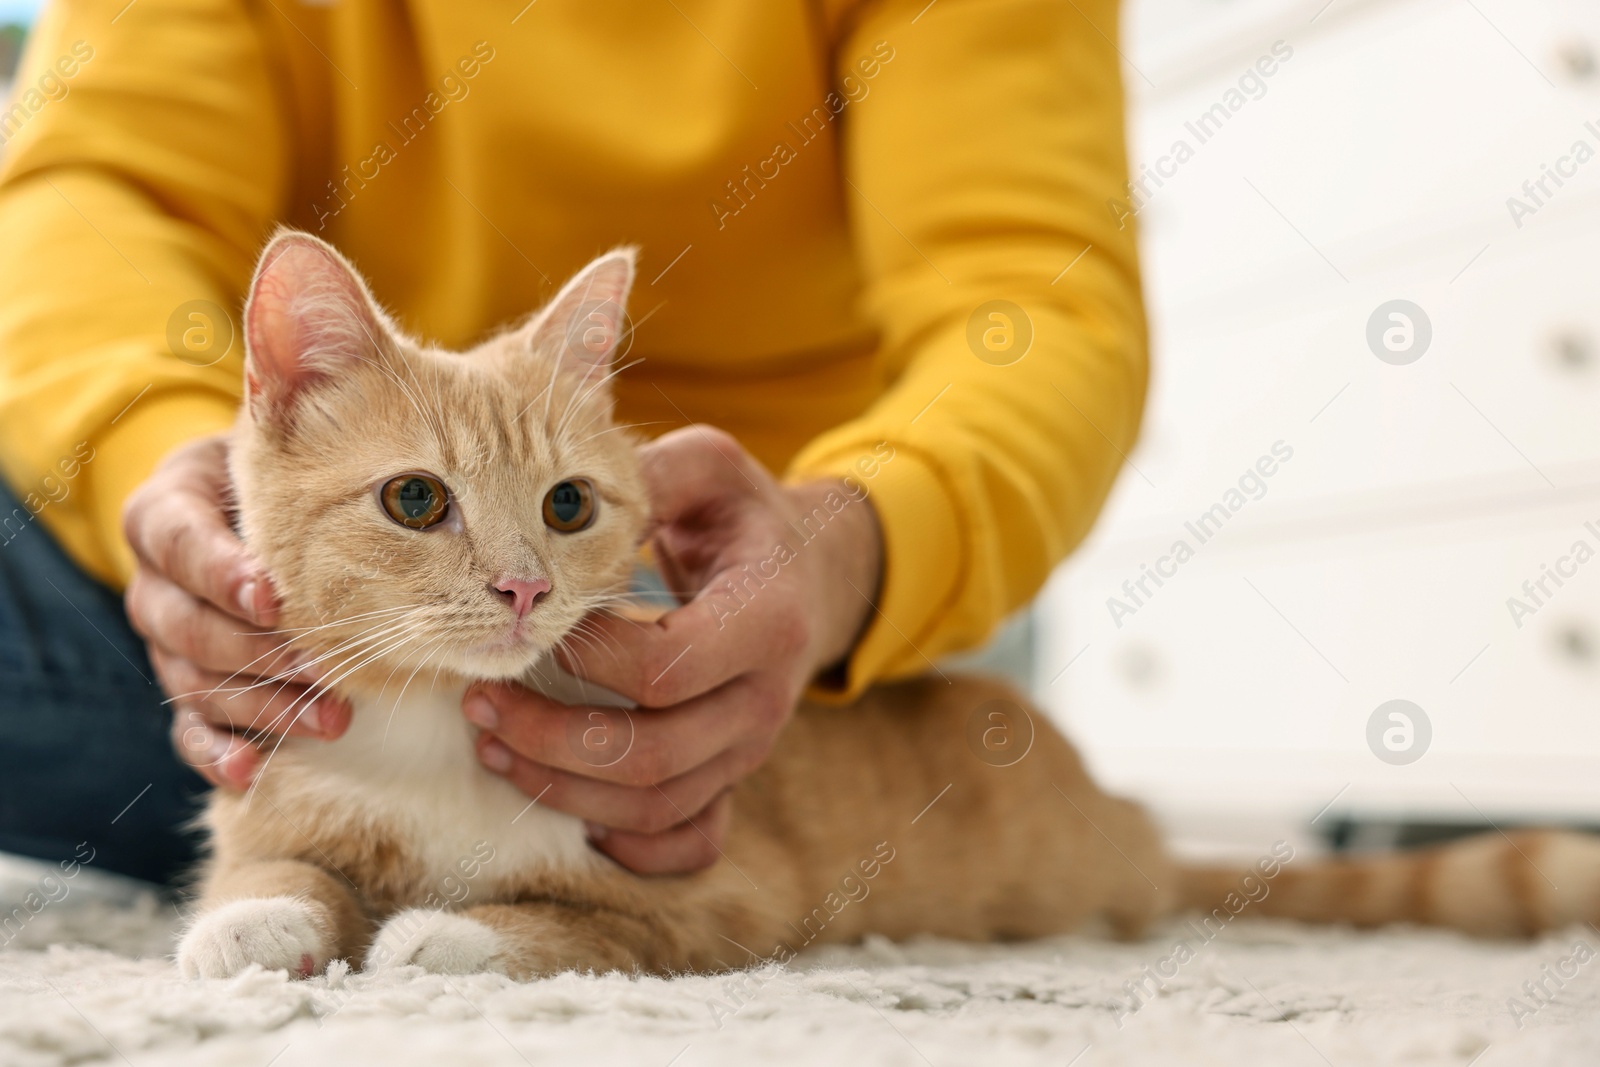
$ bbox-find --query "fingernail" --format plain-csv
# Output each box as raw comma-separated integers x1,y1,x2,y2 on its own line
317,697,351,739
205,730,234,768
299,701,324,735
288,655,325,686
223,743,257,789
479,738,513,773
464,695,498,730
237,579,260,624
584,821,608,841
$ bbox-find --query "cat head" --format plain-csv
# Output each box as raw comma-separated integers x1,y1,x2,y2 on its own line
230,230,648,691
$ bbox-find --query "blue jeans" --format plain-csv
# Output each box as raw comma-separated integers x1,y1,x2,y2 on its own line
0,478,203,885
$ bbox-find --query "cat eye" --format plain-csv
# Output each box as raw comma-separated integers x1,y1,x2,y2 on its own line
543,478,596,532
380,474,450,529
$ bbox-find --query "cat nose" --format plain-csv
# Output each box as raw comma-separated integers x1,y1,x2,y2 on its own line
491,576,550,620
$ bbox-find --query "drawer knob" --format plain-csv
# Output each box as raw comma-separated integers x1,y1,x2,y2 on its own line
1555,622,1595,666
1550,330,1594,372
1115,642,1163,689
1556,40,1597,80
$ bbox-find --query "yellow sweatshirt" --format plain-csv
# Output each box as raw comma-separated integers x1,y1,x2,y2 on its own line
0,0,1145,696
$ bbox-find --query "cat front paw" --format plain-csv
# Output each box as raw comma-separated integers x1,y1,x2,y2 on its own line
177,896,328,979
367,909,505,975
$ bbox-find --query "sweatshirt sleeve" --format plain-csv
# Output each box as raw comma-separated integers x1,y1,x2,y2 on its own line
790,0,1148,696
0,0,291,585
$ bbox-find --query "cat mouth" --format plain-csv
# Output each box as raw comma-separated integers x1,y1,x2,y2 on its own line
441,640,545,682
416,614,573,679
469,623,532,654
458,619,563,671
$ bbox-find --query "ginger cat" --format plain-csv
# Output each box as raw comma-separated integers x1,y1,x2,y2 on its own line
177,232,1600,980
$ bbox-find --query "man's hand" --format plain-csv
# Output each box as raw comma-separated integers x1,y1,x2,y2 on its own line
123,433,350,789
463,425,883,875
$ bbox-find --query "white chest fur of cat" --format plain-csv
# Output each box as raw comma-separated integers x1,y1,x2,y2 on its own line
291,663,628,880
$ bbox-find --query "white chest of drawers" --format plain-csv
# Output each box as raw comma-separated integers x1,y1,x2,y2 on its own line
1037,0,1600,852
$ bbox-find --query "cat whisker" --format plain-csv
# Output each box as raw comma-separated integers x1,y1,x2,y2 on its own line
552,356,645,443
553,375,650,451
554,618,628,672
265,610,430,677
404,353,458,471
227,611,429,700
538,268,646,442
198,613,435,740
235,623,426,739
174,605,425,708
551,355,642,443
565,417,668,451
247,603,422,640
351,321,450,454
382,634,452,749
249,628,429,797
160,609,427,714
540,335,564,424
512,380,555,425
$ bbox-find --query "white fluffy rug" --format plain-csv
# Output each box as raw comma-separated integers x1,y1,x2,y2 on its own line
3,876,1599,1066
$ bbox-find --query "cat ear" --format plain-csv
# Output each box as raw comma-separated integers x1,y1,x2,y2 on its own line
243,231,387,420
521,248,636,380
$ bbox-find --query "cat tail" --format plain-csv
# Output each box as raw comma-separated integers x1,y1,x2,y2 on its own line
1176,830,1600,937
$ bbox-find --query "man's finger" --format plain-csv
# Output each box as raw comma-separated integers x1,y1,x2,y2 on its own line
124,486,273,626
590,792,731,876
478,735,746,835
150,648,347,739
170,707,260,790
468,674,778,785
554,577,807,706
635,425,766,527
129,570,296,676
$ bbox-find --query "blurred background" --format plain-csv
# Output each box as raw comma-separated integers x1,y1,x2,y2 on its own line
3,0,1596,861
0,2,28,85
1036,0,1600,860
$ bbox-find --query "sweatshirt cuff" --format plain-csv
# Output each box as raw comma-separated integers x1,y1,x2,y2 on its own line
82,391,238,587
788,441,965,702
